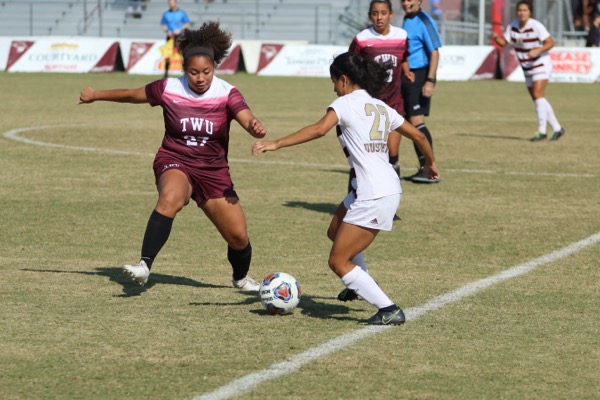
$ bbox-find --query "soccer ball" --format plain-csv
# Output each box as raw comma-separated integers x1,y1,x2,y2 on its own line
259,272,302,315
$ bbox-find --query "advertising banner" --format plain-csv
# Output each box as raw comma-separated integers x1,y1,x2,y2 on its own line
437,46,497,80
5,37,119,73
504,47,600,83
256,44,346,77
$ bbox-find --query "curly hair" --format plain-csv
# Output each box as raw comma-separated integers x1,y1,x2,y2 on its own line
329,52,391,99
176,21,232,66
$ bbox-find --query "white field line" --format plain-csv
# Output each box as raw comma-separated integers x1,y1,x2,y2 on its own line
193,232,600,400
3,125,596,178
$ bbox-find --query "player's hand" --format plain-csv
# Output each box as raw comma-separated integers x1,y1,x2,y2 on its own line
528,48,541,58
77,87,96,104
252,141,278,155
405,71,416,83
248,118,267,138
424,163,440,180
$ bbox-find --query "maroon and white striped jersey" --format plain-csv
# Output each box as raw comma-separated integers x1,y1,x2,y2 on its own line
503,18,551,77
349,26,409,116
145,76,249,166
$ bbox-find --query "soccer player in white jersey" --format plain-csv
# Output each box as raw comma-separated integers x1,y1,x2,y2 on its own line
252,52,440,325
492,0,565,141
78,22,267,291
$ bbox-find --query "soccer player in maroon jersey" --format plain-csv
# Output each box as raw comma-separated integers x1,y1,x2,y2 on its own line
78,21,267,290
491,0,565,141
348,0,412,182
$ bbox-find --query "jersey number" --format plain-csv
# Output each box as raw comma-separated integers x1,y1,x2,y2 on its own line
364,103,391,141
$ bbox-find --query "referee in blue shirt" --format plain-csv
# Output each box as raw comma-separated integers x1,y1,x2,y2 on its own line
401,0,442,183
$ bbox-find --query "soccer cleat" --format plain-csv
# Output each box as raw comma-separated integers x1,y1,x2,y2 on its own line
366,307,406,326
122,260,150,286
232,275,260,292
551,128,565,141
403,168,440,184
530,131,547,142
337,288,359,302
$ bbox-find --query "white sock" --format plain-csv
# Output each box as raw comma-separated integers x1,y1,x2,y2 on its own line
341,266,394,309
534,98,547,133
351,252,368,272
539,97,562,132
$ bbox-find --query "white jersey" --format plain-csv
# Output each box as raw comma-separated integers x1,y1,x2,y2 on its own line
503,18,552,77
328,89,403,201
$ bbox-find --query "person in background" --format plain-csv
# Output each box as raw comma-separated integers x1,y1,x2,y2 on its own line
400,0,442,183
161,0,190,78
78,21,267,291
252,52,440,325
349,0,411,183
491,0,565,141
341,0,412,302
430,0,444,21
586,13,600,46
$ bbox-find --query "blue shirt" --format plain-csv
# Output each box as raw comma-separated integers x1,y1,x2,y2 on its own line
161,9,190,34
402,10,442,69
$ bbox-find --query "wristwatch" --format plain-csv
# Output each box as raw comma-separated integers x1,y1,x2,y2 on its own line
426,77,436,84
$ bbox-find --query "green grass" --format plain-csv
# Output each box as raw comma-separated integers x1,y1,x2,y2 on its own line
0,71,599,400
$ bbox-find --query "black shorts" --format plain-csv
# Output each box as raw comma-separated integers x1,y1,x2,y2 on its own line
401,67,431,117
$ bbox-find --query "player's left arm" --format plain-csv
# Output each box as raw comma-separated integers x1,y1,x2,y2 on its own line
529,36,554,58
395,120,440,179
235,109,267,139
423,48,439,98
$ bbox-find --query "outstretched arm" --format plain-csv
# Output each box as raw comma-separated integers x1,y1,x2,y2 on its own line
394,120,440,179
252,109,338,155
78,86,148,105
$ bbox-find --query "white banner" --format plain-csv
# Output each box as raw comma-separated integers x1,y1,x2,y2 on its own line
437,46,497,80
256,44,346,77
506,47,600,83
6,37,119,73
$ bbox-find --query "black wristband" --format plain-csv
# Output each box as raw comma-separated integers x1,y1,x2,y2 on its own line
426,77,436,84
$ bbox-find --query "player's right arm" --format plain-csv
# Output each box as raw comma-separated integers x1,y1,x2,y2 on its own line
77,87,148,104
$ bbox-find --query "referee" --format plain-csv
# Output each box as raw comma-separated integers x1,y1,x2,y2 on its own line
401,0,442,183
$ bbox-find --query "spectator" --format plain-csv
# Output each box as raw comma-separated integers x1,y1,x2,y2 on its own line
400,0,442,183
430,0,444,21
78,21,267,291
161,0,190,78
586,13,600,46
491,0,565,141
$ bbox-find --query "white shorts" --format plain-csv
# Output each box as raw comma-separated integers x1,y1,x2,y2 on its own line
343,193,401,231
525,61,552,87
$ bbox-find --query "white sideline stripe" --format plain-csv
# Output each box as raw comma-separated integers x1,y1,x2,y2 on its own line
192,232,600,400
3,125,596,178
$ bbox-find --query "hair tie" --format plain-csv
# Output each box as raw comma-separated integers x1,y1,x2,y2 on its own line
183,45,214,60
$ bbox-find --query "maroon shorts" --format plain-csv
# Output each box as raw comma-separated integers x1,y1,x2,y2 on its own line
153,149,238,206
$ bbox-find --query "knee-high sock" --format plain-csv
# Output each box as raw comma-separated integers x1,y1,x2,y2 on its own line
538,97,562,132
413,124,433,168
534,98,549,133
341,266,394,309
351,252,368,272
141,210,174,269
228,243,252,280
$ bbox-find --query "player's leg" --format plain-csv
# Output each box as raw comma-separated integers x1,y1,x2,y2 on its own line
123,168,192,286
202,197,259,291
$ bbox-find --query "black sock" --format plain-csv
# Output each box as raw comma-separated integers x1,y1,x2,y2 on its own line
228,243,252,281
140,210,174,270
413,124,433,169
380,304,399,312
389,154,400,177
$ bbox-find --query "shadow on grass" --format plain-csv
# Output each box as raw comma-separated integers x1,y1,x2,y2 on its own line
21,267,227,297
456,132,527,140
284,201,338,215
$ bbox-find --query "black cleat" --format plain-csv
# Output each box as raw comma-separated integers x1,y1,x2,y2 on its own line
366,307,406,325
337,288,359,302
403,168,440,184
530,131,547,142
551,128,565,141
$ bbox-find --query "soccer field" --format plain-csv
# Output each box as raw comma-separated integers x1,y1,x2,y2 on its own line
0,71,599,400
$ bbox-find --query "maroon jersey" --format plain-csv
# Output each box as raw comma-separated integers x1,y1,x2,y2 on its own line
145,75,249,167
349,25,409,116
